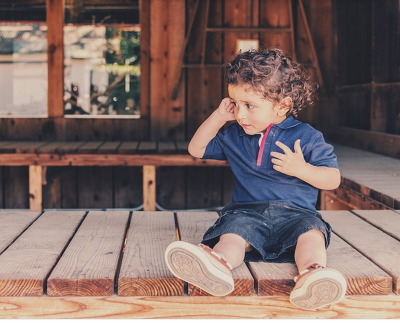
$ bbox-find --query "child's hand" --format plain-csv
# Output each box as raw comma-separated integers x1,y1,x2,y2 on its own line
215,97,236,122
270,139,307,177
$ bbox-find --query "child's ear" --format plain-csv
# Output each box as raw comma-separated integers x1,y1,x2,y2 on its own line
276,97,293,116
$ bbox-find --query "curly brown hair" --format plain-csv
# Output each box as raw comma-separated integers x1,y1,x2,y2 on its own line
224,48,317,117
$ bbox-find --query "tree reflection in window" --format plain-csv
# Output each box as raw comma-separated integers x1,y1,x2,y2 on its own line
64,1,140,117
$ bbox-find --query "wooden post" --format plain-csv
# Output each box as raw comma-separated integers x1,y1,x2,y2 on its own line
29,166,43,211
46,0,64,117
143,165,156,211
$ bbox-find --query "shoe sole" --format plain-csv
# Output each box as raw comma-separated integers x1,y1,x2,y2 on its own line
164,241,234,296
289,269,347,311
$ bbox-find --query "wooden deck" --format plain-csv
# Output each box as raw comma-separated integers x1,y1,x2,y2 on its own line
1,209,400,318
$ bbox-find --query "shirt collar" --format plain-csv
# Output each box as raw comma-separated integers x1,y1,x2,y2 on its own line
238,116,301,136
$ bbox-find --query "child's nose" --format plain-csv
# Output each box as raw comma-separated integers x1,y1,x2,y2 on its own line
236,106,247,119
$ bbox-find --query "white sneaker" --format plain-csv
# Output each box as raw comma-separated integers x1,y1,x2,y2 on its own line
165,241,234,296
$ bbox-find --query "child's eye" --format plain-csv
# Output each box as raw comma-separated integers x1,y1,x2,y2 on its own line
246,104,255,109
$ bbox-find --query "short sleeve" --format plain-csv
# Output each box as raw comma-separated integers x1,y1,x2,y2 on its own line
304,133,339,169
202,130,227,161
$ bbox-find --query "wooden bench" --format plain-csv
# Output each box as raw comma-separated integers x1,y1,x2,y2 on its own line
0,141,227,211
1,141,399,212
0,209,399,318
321,144,400,210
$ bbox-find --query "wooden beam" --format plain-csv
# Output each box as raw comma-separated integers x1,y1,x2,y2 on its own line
143,165,156,211
333,127,400,159
29,166,43,211
169,0,200,100
298,0,324,90
0,154,229,167
46,0,64,117
0,295,400,319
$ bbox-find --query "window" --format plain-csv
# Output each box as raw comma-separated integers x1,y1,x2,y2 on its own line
63,0,141,118
0,1,47,117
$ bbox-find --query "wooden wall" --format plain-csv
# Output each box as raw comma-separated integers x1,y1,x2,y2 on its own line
6,0,390,209
333,0,400,157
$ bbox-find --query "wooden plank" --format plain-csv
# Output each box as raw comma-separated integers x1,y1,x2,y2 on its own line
249,232,391,296
0,142,18,153
176,141,189,153
47,211,130,296
322,210,400,294
352,210,400,241
29,165,43,211
11,142,49,154
143,165,156,211
137,141,157,153
0,153,229,166
0,211,86,296
1,294,400,319
35,142,67,154
176,211,254,296
76,141,104,154
96,142,121,154
56,142,85,154
78,167,113,209
0,210,41,254
333,128,400,159
324,186,389,210
157,141,177,154
117,141,139,154
46,0,64,117
118,211,184,296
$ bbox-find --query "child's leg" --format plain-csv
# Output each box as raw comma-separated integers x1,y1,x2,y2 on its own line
290,229,347,311
294,229,326,272
213,233,249,269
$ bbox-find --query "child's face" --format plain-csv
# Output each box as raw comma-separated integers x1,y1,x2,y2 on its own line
228,84,287,135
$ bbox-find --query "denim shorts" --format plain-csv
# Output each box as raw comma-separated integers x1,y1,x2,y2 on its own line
201,201,331,263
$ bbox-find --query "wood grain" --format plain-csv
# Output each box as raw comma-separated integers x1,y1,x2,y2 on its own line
29,165,43,212
0,211,85,296
176,211,254,296
351,210,400,240
47,211,130,296
118,211,183,296
143,165,156,211
0,210,40,254
322,210,400,294
250,232,391,296
0,295,400,319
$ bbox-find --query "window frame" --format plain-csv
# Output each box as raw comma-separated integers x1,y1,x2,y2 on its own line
47,0,148,120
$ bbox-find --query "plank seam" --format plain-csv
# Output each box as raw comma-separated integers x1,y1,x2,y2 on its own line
350,210,400,243
114,211,133,294
245,262,259,295
43,211,89,295
330,228,394,290
173,212,181,241
0,211,43,256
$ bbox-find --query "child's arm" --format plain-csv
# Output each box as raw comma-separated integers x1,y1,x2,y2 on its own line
270,139,341,190
188,98,235,158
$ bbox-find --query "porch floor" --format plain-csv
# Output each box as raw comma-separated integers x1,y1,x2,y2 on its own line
0,209,400,318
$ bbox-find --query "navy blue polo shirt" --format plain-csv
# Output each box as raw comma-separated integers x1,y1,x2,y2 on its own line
202,116,339,211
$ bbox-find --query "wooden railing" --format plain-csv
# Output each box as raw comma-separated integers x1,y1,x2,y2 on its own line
0,141,228,211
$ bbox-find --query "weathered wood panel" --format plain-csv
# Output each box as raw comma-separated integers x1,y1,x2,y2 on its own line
47,211,129,296
1,295,400,319
176,211,254,296
250,233,392,296
0,210,40,254
0,211,85,296
322,210,400,294
118,211,183,296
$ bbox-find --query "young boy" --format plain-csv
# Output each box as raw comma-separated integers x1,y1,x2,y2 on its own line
165,48,347,311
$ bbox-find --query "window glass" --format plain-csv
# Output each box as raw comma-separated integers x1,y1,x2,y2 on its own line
64,1,140,118
0,1,47,117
